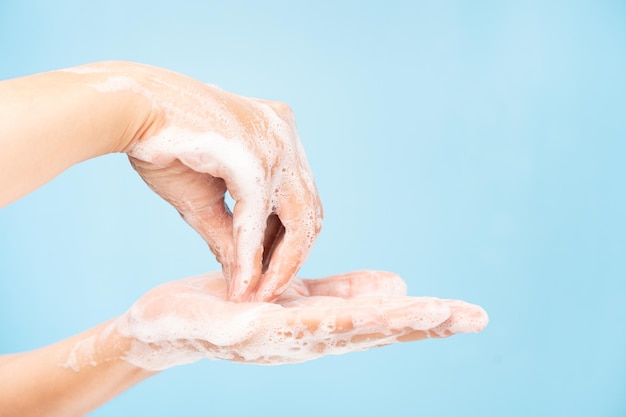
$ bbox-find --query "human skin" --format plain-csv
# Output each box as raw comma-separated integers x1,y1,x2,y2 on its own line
0,61,322,301
0,321,154,417
0,271,488,417
0,63,488,416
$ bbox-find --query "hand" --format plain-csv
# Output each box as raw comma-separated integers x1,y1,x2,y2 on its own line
113,270,488,369
77,62,322,302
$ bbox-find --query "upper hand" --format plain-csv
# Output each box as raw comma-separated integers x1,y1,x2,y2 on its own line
113,270,488,369
116,64,322,302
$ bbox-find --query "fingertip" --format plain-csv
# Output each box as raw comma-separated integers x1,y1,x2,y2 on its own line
468,304,490,333
227,279,252,302
254,229,307,302
226,265,258,302
253,271,292,302
431,300,489,337
452,301,489,334
229,199,269,302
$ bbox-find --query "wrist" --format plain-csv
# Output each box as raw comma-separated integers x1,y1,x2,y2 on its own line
0,62,168,206
63,61,167,155
60,319,155,377
57,320,156,414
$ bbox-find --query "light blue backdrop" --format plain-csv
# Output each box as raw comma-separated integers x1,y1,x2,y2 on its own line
1,1,624,416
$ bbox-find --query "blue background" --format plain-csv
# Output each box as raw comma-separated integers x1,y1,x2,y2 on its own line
1,1,625,416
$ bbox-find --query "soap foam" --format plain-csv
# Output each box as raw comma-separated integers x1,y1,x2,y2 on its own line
61,335,97,371
59,271,488,371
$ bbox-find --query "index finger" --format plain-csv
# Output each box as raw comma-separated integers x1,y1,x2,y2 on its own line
250,296,453,365
227,197,270,301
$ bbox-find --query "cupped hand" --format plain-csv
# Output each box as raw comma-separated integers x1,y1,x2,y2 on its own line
113,271,488,370
94,63,322,302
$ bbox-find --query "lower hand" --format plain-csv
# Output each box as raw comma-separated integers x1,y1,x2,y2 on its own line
113,270,488,369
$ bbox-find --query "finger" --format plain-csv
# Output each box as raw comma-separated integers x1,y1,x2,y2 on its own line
346,296,452,331
428,299,489,337
253,194,322,302
175,147,269,300
178,179,236,278
228,199,269,302
253,296,452,364
293,296,450,334
252,226,309,301
300,270,408,299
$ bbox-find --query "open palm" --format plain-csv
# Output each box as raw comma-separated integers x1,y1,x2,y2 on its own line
115,271,488,370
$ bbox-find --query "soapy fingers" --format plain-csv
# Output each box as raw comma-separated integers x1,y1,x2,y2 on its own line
227,103,323,301
253,177,323,301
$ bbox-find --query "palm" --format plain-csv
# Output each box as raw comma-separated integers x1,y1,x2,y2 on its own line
129,156,236,275
115,271,488,370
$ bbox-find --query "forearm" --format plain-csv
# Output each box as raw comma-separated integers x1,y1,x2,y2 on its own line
0,62,160,206
0,320,156,417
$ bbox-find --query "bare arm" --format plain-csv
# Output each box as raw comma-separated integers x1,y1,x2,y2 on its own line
0,322,155,417
0,65,156,206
